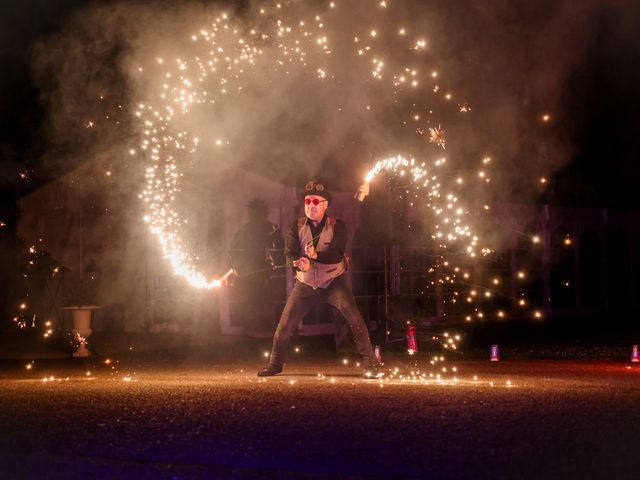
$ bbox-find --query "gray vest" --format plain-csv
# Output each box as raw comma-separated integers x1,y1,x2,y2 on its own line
296,216,345,289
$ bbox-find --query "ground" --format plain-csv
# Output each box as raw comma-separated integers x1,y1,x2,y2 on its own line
1,353,639,479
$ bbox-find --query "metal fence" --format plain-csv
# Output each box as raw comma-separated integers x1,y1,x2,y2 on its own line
222,229,640,337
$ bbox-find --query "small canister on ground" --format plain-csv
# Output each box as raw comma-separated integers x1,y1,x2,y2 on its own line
490,344,500,361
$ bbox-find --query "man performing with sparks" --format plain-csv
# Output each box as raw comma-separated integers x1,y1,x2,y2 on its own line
258,180,382,379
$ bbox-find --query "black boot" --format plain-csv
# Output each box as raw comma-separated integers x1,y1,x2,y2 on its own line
257,364,283,377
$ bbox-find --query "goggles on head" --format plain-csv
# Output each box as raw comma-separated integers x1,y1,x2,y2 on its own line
305,181,325,192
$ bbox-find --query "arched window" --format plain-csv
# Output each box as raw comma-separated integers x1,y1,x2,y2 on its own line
579,228,602,308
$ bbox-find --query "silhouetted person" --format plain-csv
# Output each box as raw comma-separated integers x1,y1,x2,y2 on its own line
229,199,283,333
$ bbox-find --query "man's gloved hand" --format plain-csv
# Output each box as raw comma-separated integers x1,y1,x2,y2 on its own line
304,242,318,259
293,257,311,272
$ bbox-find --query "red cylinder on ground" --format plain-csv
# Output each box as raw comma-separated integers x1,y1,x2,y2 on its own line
406,324,418,353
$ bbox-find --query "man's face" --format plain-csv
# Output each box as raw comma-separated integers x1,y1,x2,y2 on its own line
304,195,328,222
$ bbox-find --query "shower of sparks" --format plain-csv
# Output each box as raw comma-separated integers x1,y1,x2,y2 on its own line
362,154,488,257
132,1,477,289
137,6,315,288
121,0,557,330
427,125,446,149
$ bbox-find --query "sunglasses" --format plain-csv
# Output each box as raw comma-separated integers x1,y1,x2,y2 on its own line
304,198,328,206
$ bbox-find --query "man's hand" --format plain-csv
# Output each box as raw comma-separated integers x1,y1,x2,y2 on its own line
304,242,318,259
218,268,238,287
293,257,311,272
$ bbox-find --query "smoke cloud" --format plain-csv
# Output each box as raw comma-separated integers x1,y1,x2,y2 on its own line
25,0,638,329
32,0,637,199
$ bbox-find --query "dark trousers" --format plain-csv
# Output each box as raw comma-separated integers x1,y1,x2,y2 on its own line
269,275,377,368
331,306,356,355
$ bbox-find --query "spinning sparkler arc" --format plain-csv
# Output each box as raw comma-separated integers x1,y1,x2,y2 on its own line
133,2,482,289
358,155,484,257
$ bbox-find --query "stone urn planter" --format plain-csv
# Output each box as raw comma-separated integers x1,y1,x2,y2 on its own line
64,306,100,357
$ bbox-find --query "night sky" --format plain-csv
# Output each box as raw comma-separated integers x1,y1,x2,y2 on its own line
1,0,640,215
